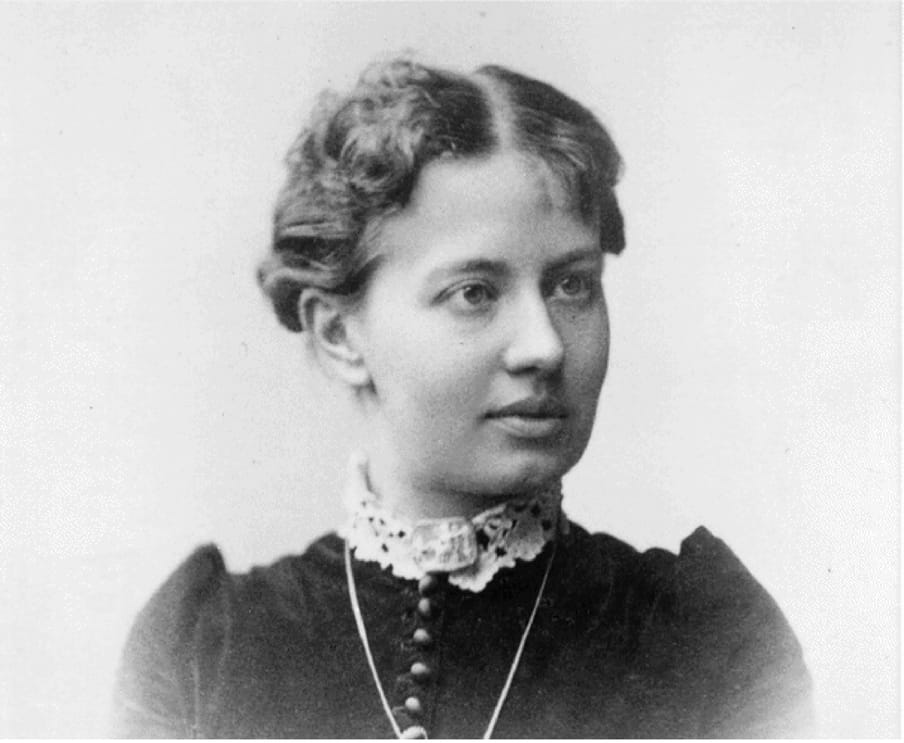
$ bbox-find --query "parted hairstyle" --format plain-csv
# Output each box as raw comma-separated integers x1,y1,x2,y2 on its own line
258,56,625,332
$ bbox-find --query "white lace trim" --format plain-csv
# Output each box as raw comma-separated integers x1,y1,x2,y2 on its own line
338,453,565,592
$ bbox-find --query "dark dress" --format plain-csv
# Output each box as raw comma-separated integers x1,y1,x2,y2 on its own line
112,523,812,738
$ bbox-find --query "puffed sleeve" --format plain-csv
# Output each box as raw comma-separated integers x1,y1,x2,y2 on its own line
111,545,228,738
674,527,813,737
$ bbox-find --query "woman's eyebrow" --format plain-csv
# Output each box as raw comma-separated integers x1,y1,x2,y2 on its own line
425,259,510,282
424,247,600,283
546,246,601,271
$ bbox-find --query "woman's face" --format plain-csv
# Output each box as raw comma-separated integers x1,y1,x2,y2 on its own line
345,151,609,503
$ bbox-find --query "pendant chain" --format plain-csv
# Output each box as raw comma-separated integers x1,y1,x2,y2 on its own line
344,538,556,740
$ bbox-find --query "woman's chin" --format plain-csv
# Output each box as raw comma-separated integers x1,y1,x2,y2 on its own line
470,453,576,497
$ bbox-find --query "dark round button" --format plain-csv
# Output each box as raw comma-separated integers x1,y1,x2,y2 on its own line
401,725,427,739
410,661,430,680
418,574,438,594
417,598,432,618
405,696,423,715
412,628,432,647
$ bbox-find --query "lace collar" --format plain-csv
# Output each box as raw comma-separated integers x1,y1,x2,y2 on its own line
339,454,565,592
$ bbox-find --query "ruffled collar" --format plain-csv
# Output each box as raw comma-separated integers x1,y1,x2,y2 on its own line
339,454,565,592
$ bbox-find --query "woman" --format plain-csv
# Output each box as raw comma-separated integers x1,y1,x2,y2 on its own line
113,57,811,738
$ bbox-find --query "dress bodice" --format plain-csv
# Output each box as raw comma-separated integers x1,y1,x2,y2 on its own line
112,523,811,738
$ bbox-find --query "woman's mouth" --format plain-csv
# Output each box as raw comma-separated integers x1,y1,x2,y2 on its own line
486,397,569,438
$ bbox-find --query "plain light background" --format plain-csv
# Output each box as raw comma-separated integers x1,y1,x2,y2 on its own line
0,1,899,737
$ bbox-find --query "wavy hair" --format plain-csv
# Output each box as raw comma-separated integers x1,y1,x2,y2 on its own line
258,57,624,332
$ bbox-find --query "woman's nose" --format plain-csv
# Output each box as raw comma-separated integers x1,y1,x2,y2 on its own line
502,295,565,376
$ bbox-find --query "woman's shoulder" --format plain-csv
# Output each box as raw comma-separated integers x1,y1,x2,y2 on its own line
563,522,812,736
126,544,229,646
562,522,804,668
154,532,344,599
641,525,769,608
113,536,344,737
567,522,775,610
113,545,228,736
122,534,345,655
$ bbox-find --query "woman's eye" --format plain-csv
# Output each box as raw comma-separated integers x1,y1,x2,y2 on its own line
448,282,497,311
555,273,593,299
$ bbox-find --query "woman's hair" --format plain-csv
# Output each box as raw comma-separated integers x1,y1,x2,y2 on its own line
258,56,625,332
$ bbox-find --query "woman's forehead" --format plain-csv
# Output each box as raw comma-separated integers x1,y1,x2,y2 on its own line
369,152,600,276
406,151,573,220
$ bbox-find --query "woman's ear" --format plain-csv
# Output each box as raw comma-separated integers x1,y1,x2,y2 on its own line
298,288,371,389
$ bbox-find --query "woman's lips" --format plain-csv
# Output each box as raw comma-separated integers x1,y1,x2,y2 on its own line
488,414,567,438
486,397,568,438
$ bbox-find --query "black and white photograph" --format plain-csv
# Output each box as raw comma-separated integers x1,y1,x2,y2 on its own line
0,1,899,738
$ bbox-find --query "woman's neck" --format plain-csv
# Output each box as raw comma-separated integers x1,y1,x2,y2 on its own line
343,450,564,591
363,449,522,522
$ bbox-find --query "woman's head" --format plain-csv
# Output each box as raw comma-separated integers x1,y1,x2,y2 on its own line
258,56,625,515
258,56,624,332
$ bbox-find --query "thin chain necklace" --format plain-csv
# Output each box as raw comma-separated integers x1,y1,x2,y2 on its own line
344,538,557,740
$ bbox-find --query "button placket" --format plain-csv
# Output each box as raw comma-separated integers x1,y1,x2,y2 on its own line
392,573,445,738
